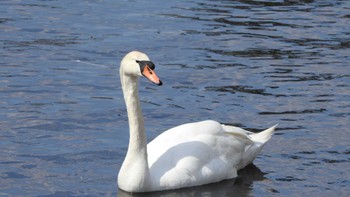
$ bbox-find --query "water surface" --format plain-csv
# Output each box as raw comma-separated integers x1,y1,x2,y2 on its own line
1,0,349,196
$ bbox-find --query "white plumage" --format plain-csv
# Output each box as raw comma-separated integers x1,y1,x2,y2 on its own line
117,51,277,193
147,120,277,191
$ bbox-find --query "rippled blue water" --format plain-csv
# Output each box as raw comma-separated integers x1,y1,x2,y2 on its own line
1,0,349,196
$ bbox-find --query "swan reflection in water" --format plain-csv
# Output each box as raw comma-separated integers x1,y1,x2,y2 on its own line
118,164,267,197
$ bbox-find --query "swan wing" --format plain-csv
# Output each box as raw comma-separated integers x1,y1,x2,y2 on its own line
146,120,256,190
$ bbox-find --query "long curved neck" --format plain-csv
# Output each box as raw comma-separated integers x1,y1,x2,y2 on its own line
122,75,147,152
119,72,150,191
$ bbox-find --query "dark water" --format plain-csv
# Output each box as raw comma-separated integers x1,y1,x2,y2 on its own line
1,0,349,196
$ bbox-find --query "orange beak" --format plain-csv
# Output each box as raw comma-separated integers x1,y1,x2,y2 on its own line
142,64,162,86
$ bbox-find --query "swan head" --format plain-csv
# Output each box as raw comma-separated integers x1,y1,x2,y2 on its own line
120,51,162,86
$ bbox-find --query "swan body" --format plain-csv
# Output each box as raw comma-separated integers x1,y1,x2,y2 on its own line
118,51,277,193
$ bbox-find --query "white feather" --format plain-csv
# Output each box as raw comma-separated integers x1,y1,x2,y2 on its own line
117,51,277,192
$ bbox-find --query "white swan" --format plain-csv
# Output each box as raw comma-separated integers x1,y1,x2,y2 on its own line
118,51,277,193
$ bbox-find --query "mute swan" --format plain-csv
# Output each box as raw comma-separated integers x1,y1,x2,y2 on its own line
118,51,277,193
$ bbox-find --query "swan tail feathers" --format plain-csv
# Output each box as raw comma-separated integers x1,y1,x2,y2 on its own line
250,124,278,145
238,124,278,169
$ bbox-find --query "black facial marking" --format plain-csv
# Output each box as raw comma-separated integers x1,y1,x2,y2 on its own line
147,61,155,70
136,60,155,72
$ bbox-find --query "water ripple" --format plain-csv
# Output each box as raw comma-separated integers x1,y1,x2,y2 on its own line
1,0,350,196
